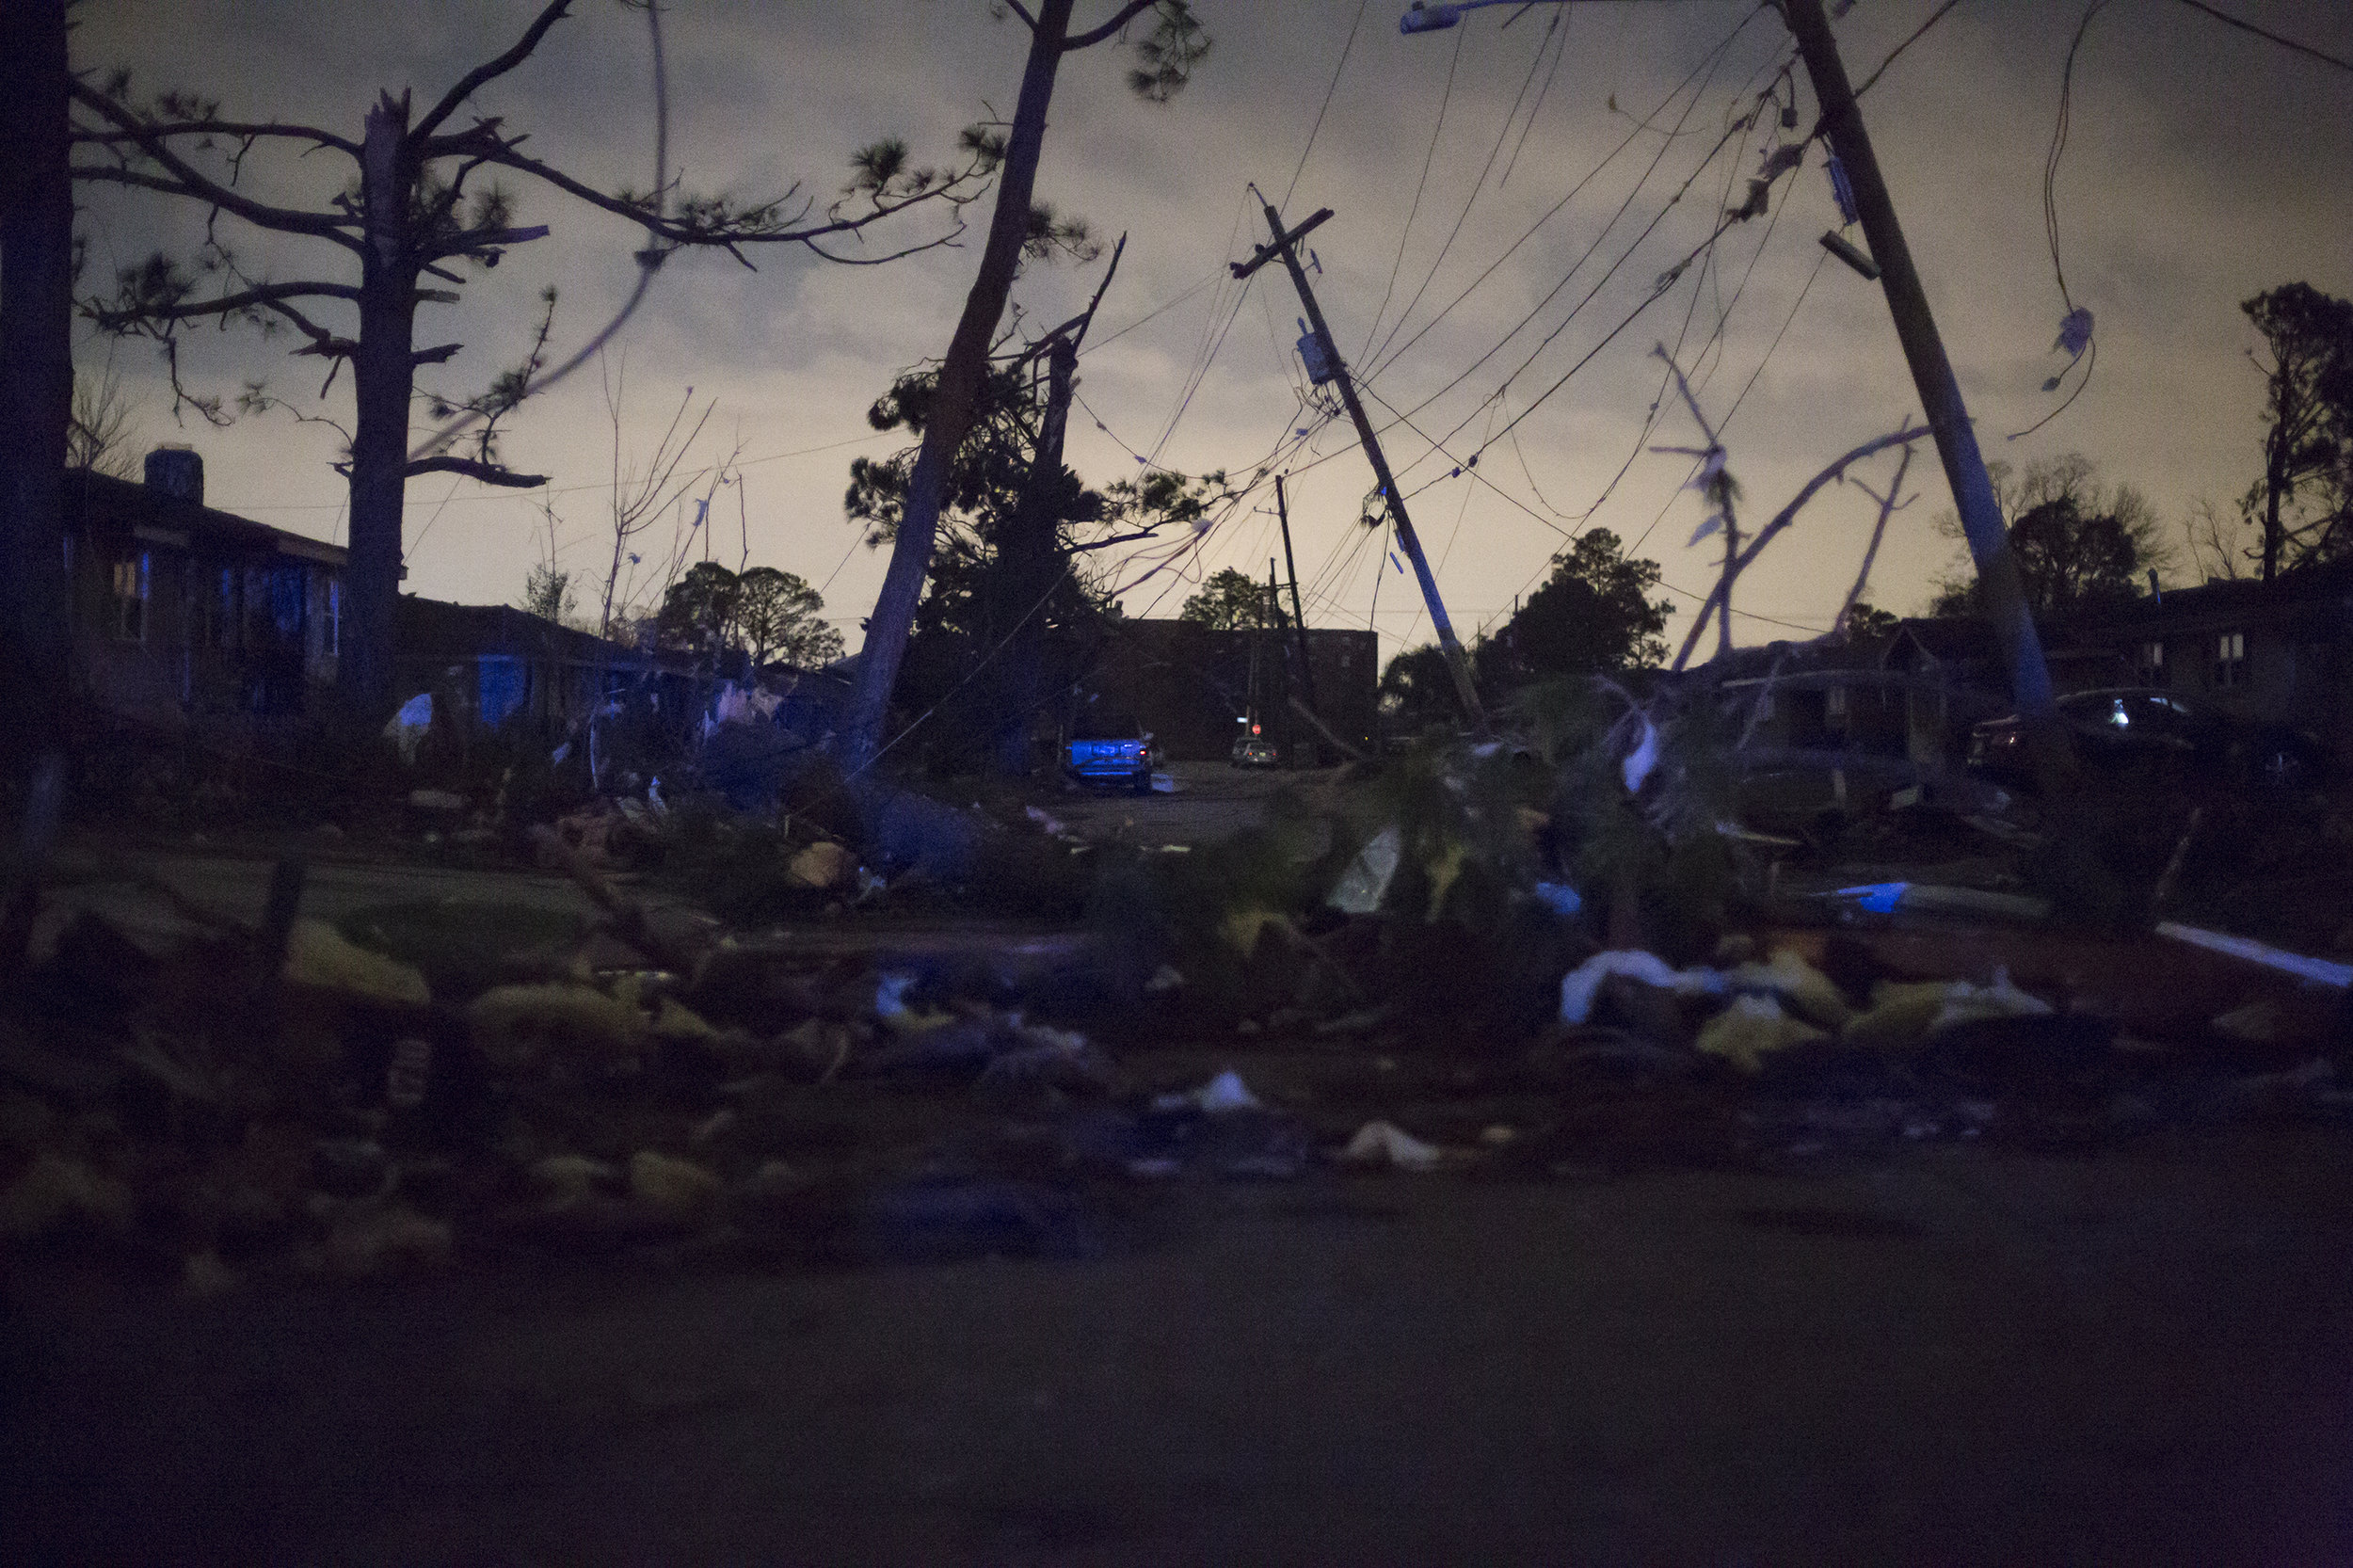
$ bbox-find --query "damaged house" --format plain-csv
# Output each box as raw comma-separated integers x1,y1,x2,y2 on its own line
65,449,346,739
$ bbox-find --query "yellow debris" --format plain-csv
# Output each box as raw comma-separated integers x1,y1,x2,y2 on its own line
629,1150,723,1217
529,1154,617,1203
1727,948,1855,1031
470,983,648,1067
0,1150,135,1240
1839,981,1959,1052
1696,994,1830,1073
786,840,856,891
282,919,430,1006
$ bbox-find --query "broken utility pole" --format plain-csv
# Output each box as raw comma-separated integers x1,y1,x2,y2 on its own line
1234,188,1487,732
1274,474,1322,767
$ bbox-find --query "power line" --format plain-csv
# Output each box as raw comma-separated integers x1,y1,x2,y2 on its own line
1851,0,1972,100
2172,0,2353,73
1361,24,1467,360
1364,6,1571,369
1365,7,1766,384
1282,0,1372,214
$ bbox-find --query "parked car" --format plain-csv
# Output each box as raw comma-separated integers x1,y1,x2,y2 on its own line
1231,733,1279,768
1064,711,1155,794
1966,687,2327,791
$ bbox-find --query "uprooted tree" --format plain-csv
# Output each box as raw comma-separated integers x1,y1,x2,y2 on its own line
71,0,999,718
839,0,1209,771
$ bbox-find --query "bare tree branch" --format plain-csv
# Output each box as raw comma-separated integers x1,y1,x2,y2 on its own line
85,278,360,333
71,119,360,155
468,141,984,259
411,0,576,141
1066,0,1165,51
406,454,548,487
419,222,550,262
1673,424,1931,670
67,85,363,247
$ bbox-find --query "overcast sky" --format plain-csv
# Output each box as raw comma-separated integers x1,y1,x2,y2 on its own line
70,0,2353,664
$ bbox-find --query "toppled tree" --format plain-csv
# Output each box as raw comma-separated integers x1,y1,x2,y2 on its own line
840,0,1209,769
70,0,997,717
1179,568,1289,632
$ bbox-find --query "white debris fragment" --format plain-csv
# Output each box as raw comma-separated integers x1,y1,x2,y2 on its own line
1340,1120,1443,1172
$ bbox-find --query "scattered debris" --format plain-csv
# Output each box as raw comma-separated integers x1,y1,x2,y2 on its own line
1154,1069,1263,1114
1339,1120,1444,1171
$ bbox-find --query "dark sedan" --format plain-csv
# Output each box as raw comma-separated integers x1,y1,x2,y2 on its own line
1967,687,2326,791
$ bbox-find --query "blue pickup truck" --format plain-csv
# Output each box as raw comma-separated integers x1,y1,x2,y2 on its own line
1064,711,1155,795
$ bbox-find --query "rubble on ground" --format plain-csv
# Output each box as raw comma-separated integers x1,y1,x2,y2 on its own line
8,686,2352,1294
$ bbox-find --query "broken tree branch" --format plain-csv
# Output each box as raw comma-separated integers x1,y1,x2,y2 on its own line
1671,424,1931,671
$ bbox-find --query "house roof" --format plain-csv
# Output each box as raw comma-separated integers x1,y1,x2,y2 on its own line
64,470,347,567
2070,558,2353,638
392,595,692,671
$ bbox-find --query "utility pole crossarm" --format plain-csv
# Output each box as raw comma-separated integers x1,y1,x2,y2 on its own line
1231,208,1332,280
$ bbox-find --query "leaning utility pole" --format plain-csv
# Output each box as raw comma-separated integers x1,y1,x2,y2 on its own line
1273,474,1322,765
1233,188,1486,731
1397,0,2065,778
1778,0,2064,776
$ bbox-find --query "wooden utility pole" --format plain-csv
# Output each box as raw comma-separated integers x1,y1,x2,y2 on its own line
1779,0,2066,777
1234,190,1486,731
1273,474,1321,766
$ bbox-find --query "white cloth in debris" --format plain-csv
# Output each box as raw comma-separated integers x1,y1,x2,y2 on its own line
1560,950,1727,1025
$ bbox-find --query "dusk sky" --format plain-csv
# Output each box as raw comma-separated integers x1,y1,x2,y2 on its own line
69,0,2353,664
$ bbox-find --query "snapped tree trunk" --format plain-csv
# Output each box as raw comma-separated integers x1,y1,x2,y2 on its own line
839,0,1075,771
993,334,1078,776
0,0,75,781
342,91,422,721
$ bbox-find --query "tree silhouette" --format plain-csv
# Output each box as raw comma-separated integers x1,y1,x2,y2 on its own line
1929,455,2167,617
70,0,995,715
846,349,1224,771
2239,282,2353,579
1179,568,1287,632
1482,529,1671,685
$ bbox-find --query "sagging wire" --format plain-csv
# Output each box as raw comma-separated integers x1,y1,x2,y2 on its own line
2013,0,2115,440
1498,8,1572,189
1341,47,1793,493
1366,8,1763,386
1361,22,1467,362
1363,1,1570,370
1283,0,1372,215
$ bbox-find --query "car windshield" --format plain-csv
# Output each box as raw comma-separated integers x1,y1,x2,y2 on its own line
1070,712,1143,742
